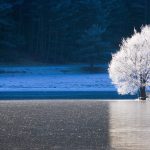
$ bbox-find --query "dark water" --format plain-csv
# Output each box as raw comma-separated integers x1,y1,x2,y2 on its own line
0,100,149,149
0,91,136,100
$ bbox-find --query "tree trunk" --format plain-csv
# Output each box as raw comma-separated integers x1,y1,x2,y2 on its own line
139,86,146,100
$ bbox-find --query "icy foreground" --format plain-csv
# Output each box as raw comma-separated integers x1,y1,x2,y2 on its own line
0,66,115,91
0,100,150,149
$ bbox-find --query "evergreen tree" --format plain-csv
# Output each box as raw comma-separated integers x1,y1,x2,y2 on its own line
0,0,150,64
0,0,24,63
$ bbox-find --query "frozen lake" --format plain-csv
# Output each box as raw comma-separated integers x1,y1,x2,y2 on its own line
0,100,150,149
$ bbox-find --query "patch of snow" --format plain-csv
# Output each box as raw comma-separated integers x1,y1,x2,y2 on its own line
0,66,115,92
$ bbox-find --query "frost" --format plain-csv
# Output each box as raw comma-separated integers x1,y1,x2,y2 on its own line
108,25,150,96
0,65,114,91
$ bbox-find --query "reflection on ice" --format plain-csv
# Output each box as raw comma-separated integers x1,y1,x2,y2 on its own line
109,100,150,150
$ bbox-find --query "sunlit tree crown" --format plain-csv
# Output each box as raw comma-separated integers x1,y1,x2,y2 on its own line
109,25,150,95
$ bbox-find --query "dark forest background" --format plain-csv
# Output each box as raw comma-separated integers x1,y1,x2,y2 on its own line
0,0,150,65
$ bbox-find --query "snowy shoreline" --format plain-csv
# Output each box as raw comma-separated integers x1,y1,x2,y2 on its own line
0,65,113,92
0,66,136,99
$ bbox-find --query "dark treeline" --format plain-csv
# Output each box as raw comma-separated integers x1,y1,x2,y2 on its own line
0,0,150,65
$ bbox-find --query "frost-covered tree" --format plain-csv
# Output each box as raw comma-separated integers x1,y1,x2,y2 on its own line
108,25,150,100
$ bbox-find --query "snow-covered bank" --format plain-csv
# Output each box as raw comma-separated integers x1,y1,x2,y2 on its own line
0,65,115,92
